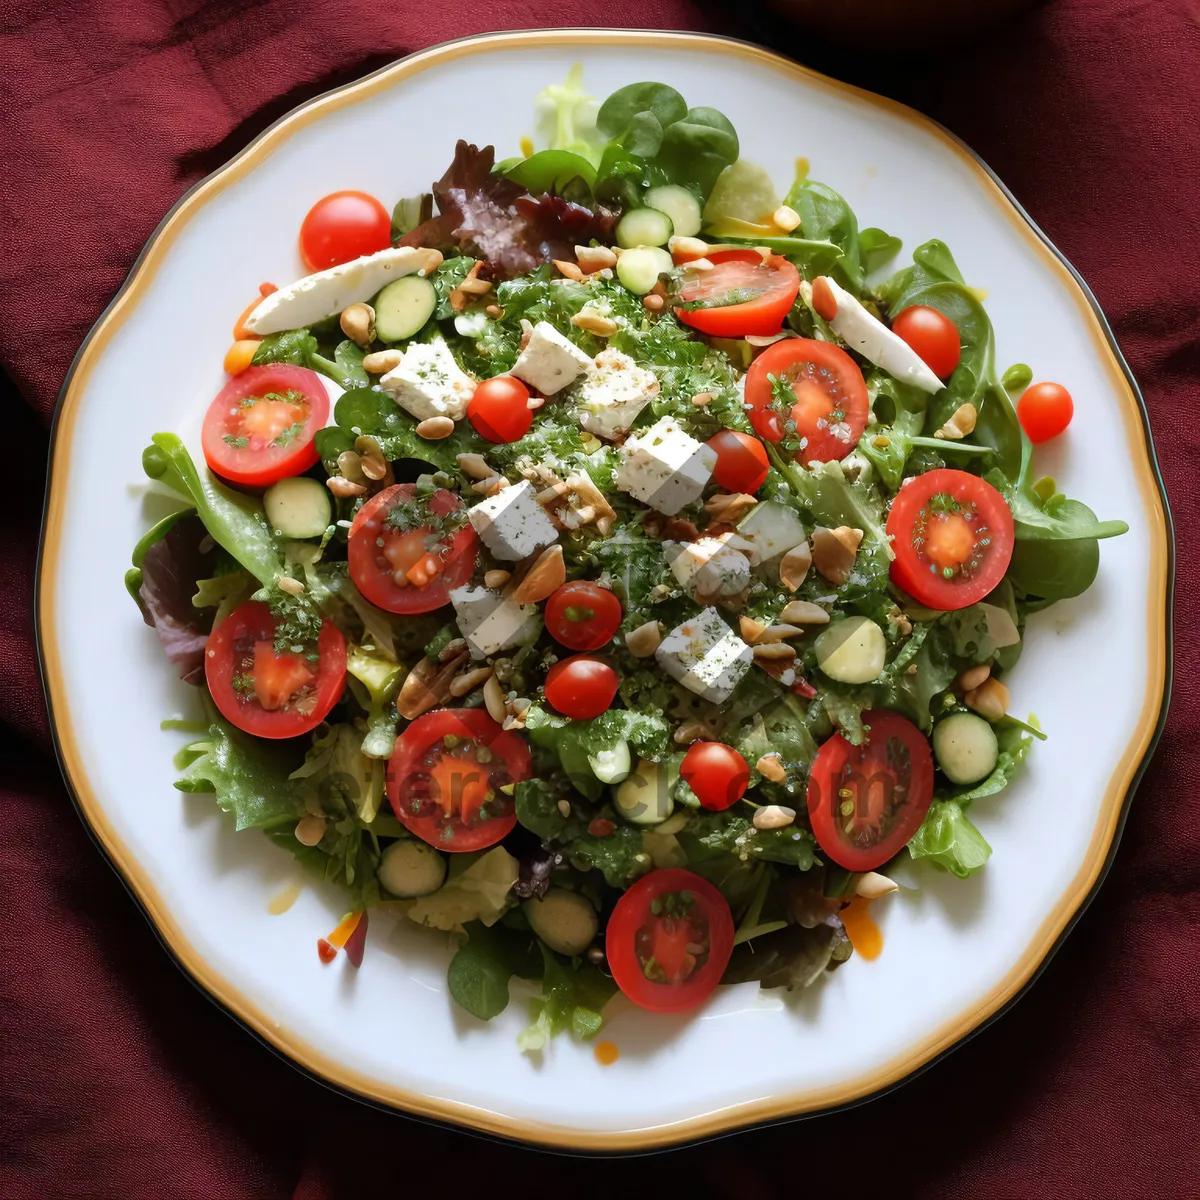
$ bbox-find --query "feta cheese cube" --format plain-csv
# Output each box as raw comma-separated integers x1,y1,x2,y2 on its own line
615,416,716,515
655,607,753,704
467,480,559,562
379,338,476,421
665,536,751,599
450,586,541,659
510,322,592,395
576,348,660,440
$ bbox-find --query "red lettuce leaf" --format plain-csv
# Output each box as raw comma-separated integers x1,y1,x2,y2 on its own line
399,141,617,279
139,514,216,685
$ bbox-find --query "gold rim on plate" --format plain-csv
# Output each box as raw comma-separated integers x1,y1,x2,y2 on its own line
36,29,1172,1152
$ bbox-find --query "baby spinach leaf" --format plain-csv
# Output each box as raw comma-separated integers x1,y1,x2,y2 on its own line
725,236,844,280
679,812,817,870
446,921,541,1021
723,919,850,989
859,227,903,274
502,149,597,198
597,82,688,140
518,947,616,1051
568,824,648,886
784,175,864,293
332,339,369,389
332,387,485,470
657,107,739,198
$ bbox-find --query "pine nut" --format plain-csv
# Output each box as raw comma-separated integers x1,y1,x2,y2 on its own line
624,620,662,657
772,204,802,233
416,416,455,440
756,753,786,782
456,452,493,480
295,815,327,846
691,391,714,407
966,677,1010,722
779,600,830,625
326,477,366,498
360,453,387,481
959,663,992,692
855,871,899,899
739,616,766,644
483,570,511,590
450,666,494,698
553,259,585,281
362,349,402,374
571,309,618,336
753,805,796,830
642,294,665,312
336,450,365,482
276,575,305,596
339,303,375,349
575,245,618,272
752,642,796,663
483,674,507,723
780,541,813,591
485,304,504,318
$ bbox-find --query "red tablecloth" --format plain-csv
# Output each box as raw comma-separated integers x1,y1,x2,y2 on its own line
3,2,1196,1195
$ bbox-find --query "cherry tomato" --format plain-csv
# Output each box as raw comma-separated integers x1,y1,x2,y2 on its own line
201,365,329,488
675,250,801,338
680,742,750,810
544,581,623,651
204,601,346,740
1017,382,1074,443
299,191,391,271
887,468,1014,611
807,711,934,871
387,708,531,852
707,430,769,494
543,655,618,720
347,484,477,614
891,305,962,380
606,868,735,1013
467,375,532,443
744,337,869,464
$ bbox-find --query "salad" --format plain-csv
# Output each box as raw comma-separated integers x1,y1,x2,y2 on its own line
128,68,1127,1043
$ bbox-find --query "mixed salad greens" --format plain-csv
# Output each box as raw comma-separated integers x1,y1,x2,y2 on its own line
129,67,1126,1043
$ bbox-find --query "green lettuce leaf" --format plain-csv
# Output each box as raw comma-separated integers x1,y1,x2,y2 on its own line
906,800,992,878
406,847,519,931
518,945,616,1052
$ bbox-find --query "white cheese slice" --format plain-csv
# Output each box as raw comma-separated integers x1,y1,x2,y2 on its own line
655,607,753,703
243,246,443,335
807,275,944,395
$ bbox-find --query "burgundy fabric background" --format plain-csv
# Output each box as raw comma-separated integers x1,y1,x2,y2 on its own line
2,1,1196,1195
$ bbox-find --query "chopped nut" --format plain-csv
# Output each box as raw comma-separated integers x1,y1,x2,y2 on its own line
753,805,796,830
557,798,573,818
457,262,492,295
276,575,304,597
855,871,899,899
811,526,862,586
958,663,992,693
502,696,531,731
295,814,327,847
673,720,709,745
438,638,468,663
752,642,796,663
336,450,365,482
483,674,507,724
668,235,710,260
456,452,494,480
397,652,469,720
575,244,618,273
326,476,366,498
360,452,387,481
362,348,402,374
571,308,619,337
511,544,566,605
758,623,804,643
779,541,814,591
625,620,662,657
779,600,830,625
415,416,455,440
935,402,978,441
756,753,786,782
739,616,766,644
339,302,375,349
886,605,914,636
483,569,511,590
642,293,665,312
450,666,494,698
965,676,1010,722
553,258,585,281
471,476,509,497
772,204,802,233
705,492,758,523
485,304,504,318
691,391,714,407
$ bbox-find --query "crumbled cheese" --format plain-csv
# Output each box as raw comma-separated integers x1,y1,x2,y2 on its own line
467,480,559,562
379,338,476,421
450,586,541,659
510,322,592,394
614,416,716,515
655,607,753,703
665,536,752,599
575,348,660,440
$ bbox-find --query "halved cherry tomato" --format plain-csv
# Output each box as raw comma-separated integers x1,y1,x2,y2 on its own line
387,708,531,852
887,468,1014,611
675,250,800,338
891,305,962,380
606,868,735,1013
348,484,477,615
744,337,869,464
201,365,329,488
807,710,934,872
545,581,623,651
299,190,391,271
680,742,750,810
543,655,618,719
707,429,769,494
1017,382,1074,443
205,601,346,740
467,375,532,443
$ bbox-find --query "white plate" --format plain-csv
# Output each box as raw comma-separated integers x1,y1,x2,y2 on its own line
38,30,1171,1150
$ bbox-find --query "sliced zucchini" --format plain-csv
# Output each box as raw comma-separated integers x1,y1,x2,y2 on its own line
524,888,599,957
613,757,674,825
644,185,703,238
263,476,331,540
378,839,447,898
588,740,631,784
815,616,887,684
616,206,674,249
373,275,436,342
615,245,673,296
933,713,999,785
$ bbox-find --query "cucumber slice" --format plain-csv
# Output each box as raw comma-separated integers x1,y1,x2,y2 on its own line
933,713,999,785
263,476,331,540
815,616,887,684
644,185,703,238
378,840,447,898
613,758,674,825
737,501,807,565
615,245,674,296
373,275,436,342
524,889,599,957
616,206,674,249
588,740,631,784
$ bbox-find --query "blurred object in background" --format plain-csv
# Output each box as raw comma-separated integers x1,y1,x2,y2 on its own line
766,0,1044,49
